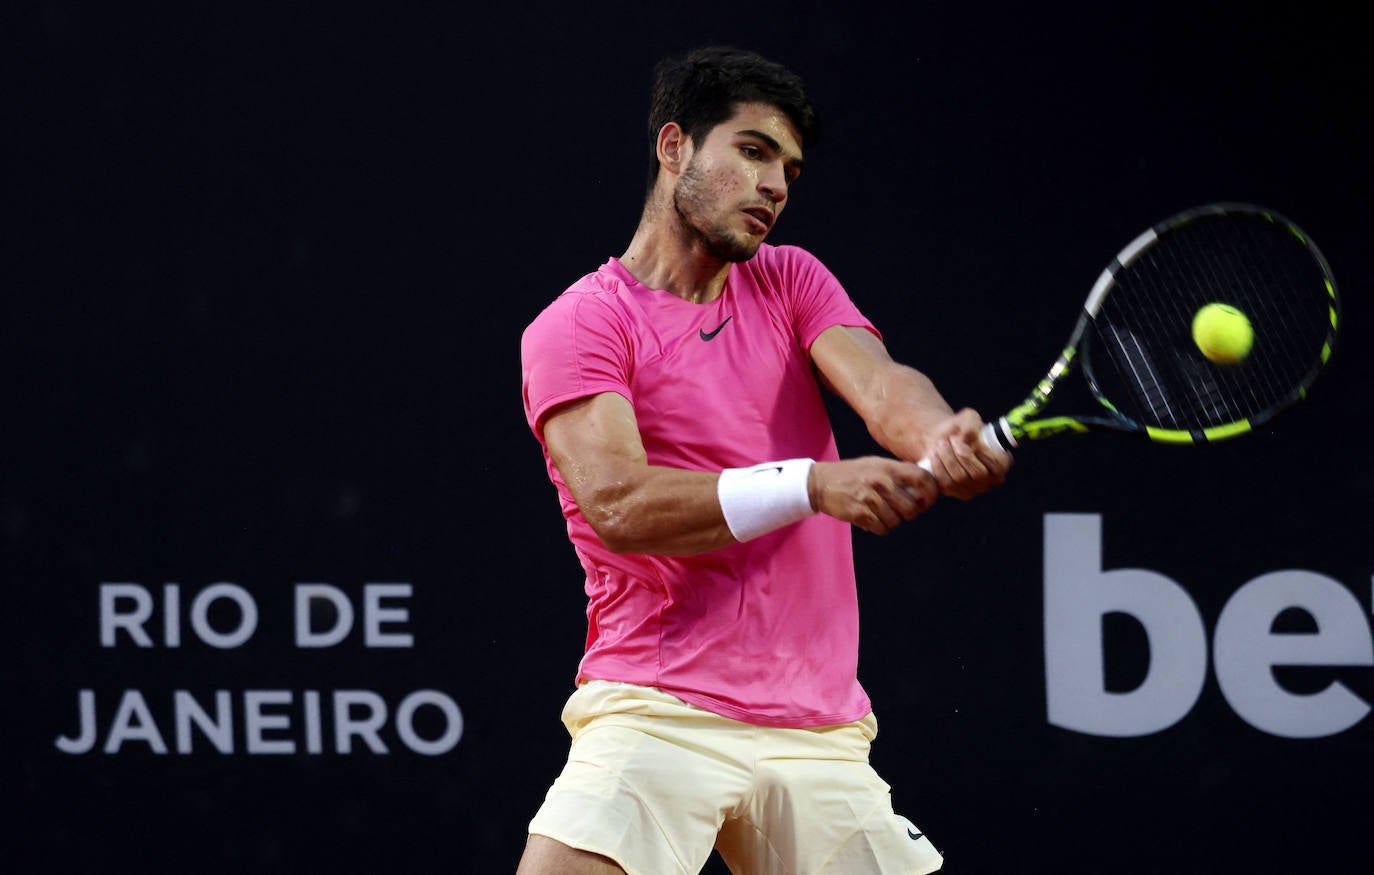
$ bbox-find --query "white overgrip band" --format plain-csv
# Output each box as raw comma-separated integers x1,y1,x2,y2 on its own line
716,458,816,542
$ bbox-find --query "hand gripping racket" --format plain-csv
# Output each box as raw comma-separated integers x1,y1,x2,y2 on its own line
930,202,1340,466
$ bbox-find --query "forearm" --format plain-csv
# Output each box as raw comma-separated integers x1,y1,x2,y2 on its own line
569,464,738,556
543,390,928,555
810,325,1007,499
578,455,938,552
544,394,750,555
861,361,958,462
811,325,959,462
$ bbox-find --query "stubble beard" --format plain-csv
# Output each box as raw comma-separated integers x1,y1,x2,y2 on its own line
672,159,761,264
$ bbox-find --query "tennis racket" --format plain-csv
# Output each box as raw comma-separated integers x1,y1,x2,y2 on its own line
929,202,1339,465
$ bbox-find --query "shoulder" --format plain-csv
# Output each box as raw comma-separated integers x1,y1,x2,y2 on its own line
740,243,845,302
525,265,625,333
552,265,624,309
521,265,641,373
747,242,828,277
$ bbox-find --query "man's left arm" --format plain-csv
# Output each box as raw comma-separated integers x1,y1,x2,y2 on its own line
809,324,1010,499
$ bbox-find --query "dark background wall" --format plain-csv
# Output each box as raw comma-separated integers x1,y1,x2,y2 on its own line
7,2,1372,872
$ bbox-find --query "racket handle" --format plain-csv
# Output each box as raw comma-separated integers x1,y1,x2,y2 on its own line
917,419,1012,473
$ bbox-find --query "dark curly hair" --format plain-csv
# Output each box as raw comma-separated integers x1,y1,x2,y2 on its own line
644,46,821,196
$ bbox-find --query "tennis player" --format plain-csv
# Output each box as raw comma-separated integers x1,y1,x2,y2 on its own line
517,45,1010,875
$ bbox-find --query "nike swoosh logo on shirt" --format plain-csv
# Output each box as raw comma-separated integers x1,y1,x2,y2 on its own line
699,315,733,341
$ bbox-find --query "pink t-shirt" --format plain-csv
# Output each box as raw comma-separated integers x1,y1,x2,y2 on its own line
521,243,878,727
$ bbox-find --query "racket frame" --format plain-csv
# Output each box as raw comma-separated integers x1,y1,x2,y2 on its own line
984,203,1339,452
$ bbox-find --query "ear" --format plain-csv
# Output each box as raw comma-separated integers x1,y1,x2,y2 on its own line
655,122,690,176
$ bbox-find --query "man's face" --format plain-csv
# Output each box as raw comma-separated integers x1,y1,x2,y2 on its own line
672,102,804,263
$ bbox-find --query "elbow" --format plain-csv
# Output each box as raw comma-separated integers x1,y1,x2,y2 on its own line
581,502,639,554
592,523,638,555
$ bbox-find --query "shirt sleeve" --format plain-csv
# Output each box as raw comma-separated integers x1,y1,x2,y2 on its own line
772,245,881,350
520,292,633,439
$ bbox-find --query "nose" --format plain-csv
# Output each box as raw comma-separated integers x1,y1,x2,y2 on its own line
758,164,788,205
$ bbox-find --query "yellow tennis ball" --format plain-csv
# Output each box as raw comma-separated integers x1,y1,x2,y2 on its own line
1192,302,1253,364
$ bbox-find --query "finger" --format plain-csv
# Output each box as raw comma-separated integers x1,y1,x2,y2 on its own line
931,440,973,480
866,492,903,533
895,463,938,504
932,441,986,499
893,483,932,520
875,466,930,530
949,438,990,480
950,408,985,444
975,438,1013,477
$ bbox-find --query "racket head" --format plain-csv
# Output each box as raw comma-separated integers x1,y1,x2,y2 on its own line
1070,203,1339,444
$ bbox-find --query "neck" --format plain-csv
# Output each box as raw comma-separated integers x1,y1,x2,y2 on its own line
618,194,731,304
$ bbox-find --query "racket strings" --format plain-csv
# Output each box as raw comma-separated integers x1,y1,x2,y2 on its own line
1098,325,1179,422
1085,210,1334,433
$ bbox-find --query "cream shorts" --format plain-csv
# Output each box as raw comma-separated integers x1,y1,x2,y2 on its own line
527,681,943,875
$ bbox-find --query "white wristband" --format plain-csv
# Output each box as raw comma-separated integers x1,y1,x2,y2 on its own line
717,458,816,542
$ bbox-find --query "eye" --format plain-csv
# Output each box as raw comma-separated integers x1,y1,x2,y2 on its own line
740,145,763,159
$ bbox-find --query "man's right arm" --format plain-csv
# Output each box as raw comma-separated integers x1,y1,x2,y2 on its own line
542,392,937,555
543,392,736,556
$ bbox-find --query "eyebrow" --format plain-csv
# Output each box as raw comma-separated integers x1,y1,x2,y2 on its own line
736,128,805,170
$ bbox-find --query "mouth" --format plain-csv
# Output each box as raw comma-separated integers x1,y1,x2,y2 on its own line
742,206,774,234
